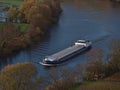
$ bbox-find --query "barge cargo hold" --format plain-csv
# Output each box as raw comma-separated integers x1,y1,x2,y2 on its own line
40,40,92,66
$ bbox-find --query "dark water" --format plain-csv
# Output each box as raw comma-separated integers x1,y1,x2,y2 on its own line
0,1,120,74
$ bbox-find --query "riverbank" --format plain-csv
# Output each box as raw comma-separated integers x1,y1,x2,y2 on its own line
0,0,62,58
71,72,120,90
71,80,120,90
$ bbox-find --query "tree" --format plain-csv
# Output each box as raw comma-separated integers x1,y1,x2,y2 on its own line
18,0,61,24
45,64,83,90
0,62,42,90
7,6,18,22
0,23,20,51
105,40,120,76
85,48,105,80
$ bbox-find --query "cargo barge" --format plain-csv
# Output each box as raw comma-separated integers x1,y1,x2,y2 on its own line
40,40,92,66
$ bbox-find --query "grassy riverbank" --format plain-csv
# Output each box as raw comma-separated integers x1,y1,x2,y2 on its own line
0,0,22,6
71,72,120,90
71,80,120,90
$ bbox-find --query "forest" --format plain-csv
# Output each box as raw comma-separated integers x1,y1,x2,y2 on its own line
0,0,62,57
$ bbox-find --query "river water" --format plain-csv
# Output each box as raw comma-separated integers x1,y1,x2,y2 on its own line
0,1,120,74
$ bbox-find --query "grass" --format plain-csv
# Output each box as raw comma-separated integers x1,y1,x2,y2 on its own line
0,22,29,34
14,23,29,34
0,0,23,11
72,80,120,90
0,22,6,29
0,0,23,6
70,84,80,90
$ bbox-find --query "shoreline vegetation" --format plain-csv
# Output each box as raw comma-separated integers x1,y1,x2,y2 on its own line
0,40,119,90
0,0,62,58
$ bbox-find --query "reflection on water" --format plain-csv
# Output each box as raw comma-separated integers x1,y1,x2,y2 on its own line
0,1,120,74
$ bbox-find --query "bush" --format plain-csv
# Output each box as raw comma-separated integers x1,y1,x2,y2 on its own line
85,48,105,80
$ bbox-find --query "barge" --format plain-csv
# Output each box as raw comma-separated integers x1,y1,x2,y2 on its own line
40,40,92,66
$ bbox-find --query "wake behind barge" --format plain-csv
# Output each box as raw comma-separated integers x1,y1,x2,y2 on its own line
40,40,92,66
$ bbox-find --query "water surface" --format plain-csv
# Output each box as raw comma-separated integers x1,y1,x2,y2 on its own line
0,1,120,74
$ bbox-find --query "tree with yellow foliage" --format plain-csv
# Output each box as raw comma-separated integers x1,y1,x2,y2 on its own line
0,62,42,90
7,6,18,22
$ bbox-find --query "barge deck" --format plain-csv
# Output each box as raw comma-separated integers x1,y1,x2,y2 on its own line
40,40,92,66
48,45,84,61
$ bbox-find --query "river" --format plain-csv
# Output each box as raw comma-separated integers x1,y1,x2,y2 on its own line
0,1,120,74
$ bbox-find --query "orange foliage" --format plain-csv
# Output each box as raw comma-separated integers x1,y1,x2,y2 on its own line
0,62,41,90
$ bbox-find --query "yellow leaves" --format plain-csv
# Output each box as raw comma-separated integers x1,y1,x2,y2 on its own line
2,62,37,78
39,4,52,17
0,62,38,90
0,74,18,90
7,6,17,19
18,0,61,24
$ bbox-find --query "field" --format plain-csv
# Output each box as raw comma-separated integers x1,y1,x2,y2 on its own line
71,73,120,90
14,23,29,34
0,0,22,11
0,0,22,6
71,80,120,90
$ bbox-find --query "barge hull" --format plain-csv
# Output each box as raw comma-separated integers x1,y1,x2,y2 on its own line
43,46,91,65
40,40,92,66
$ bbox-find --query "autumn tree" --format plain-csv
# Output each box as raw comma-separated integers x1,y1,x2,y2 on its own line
0,23,20,49
105,40,120,76
7,6,18,22
45,64,83,90
0,0,61,56
18,0,49,23
0,62,42,90
85,48,105,80
18,0,61,24
46,67,75,90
